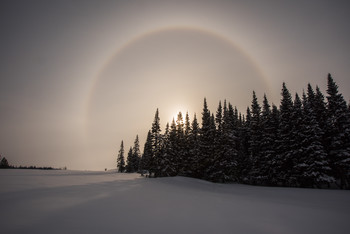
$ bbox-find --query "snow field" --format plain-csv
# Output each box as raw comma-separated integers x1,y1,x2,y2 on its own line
0,169,349,234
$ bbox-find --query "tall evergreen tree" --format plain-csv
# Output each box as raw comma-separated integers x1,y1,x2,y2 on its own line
176,112,185,174
117,141,125,173
259,94,277,185
236,107,251,182
249,91,262,184
132,135,141,172
289,93,305,186
326,74,350,188
182,112,192,176
199,98,214,179
140,131,153,172
126,147,133,173
269,104,280,185
189,113,200,178
162,118,178,176
126,135,141,173
150,109,162,176
276,83,294,186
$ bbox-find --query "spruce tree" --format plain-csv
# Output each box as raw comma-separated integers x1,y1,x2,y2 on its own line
150,109,162,177
269,104,280,185
299,91,334,187
219,102,238,182
276,83,294,186
117,141,125,173
249,91,262,184
236,107,251,182
326,74,350,188
182,112,192,176
162,118,178,176
199,98,214,179
132,135,141,172
158,121,176,177
189,113,200,178
126,147,133,173
208,101,224,182
0,157,10,168
140,131,153,173
259,94,277,185
289,93,305,186
176,112,185,174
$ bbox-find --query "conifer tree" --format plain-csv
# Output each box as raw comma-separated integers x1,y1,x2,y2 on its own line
132,135,141,172
161,119,178,176
269,104,280,185
150,109,162,176
313,86,328,145
0,157,10,168
199,98,214,179
299,91,334,187
117,141,125,173
249,91,262,184
182,112,192,176
140,131,153,172
215,102,238,182
259,94,276,185
126,147,133,173
236,107,251,182
209,101,224,181
158,121,176,177
189,113,200,178
326,74,350,188
289,93,305,186
276,83,294,186
176,112,185,174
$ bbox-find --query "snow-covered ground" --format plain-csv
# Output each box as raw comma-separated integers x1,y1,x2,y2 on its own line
0,169,349,234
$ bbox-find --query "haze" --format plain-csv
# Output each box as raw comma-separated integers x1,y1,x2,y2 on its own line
1,0,349,170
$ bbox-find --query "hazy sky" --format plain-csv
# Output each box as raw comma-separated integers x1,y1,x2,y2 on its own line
1,0,350,170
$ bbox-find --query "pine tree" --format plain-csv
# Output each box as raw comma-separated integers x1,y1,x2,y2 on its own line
299,91,334,187
313,86,329,148
259,94,277,185
150,109,162,177
218,102,238,182
289,93,305,186
132,135,141,172
176,112,185,174
199,98,214,180
326,74,350,188
276,83,294,186
249,91,262,184
236,107,251,182
208,101,224,182
269,104,280,185
161,119,178,176
117,141,125,173
126,135,141,173
158,121,176,177
182,112,192,176
0,157,10,168
126,147,133,173
189,113,200,178
140,131,153,173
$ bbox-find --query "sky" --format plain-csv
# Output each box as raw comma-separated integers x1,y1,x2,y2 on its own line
1,0,350,170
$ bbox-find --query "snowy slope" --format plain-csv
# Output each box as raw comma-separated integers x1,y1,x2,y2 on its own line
0,169,349,234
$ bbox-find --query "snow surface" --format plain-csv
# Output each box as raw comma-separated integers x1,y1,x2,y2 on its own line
1,170,349,234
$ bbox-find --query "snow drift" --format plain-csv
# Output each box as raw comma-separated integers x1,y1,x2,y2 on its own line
0,169,349,234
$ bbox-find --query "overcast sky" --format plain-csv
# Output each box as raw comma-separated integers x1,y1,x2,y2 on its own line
1,0,349,170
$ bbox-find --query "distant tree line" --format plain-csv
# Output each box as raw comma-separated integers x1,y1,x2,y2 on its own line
117,74,350,189
0,155,62,170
